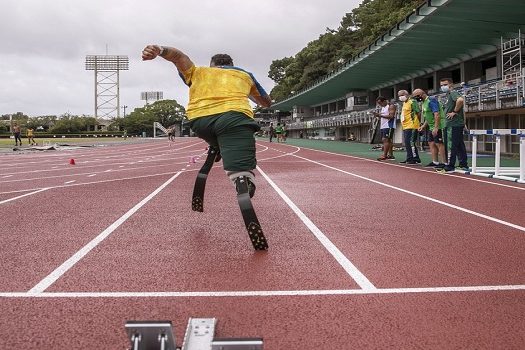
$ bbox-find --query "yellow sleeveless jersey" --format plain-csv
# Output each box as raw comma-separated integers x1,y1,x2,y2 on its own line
179,65,268,120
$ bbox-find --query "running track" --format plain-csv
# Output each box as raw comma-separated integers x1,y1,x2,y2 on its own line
0,138,524,349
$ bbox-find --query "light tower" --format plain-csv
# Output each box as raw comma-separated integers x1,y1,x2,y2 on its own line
141,91,163,105
85,55,129,119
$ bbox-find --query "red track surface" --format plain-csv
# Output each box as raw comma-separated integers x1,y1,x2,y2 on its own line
1,139,524,349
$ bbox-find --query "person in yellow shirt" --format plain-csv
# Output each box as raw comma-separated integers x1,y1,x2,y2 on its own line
26,127,37,146
397,90,421,164
142,44,271,250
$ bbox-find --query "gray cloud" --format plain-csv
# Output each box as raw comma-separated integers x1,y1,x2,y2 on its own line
0,0,360,116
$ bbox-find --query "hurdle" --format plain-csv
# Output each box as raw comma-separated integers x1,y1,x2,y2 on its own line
468,129,524,183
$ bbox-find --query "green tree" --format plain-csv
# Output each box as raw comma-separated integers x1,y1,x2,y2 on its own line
117,100,186,136
27,115,57,131
50,113,93,133
269,0,424,101
268,57,294,85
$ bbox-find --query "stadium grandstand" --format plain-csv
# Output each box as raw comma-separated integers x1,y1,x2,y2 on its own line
262,0,525,156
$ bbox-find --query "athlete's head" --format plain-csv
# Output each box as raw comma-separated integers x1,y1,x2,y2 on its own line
397,90,409,102
412,88,427,102
210,54,233,67
376,96,389,107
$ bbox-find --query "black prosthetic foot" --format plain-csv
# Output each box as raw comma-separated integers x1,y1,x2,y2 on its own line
235,176,268,250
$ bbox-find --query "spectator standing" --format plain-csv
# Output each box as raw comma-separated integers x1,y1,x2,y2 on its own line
440,78,468,172
269,122,275,142
397,90,421,164
274,123,283,143
374,96,397,161
26,127,37,145
413,89,446,168
12,123,22,146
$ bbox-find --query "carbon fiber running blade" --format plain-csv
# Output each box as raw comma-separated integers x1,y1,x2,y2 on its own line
192,174,207,212
238,192,268,250
191,147,218,212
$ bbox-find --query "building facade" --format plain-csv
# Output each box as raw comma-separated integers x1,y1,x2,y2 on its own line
271,0,525,155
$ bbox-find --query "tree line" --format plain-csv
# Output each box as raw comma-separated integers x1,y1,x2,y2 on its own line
268,0,424,101
1,100,187,136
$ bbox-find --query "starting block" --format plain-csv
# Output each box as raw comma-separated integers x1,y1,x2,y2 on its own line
126,321,176,350
126,318,263,350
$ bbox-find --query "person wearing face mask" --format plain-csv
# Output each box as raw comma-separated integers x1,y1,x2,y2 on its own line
439,78,469,172
413,88,447,168
397,90,421,164
374,96,397,161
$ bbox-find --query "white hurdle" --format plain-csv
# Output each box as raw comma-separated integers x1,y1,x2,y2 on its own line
518,129,525,183
469,129,524,183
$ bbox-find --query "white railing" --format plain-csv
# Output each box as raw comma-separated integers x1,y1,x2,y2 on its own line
287,109,376,130
153,122,168,138
463,77,525,113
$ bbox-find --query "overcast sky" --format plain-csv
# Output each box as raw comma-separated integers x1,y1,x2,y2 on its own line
0,0,361,117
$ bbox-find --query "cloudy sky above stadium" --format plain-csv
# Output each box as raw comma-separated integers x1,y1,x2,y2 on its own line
0,0,360,117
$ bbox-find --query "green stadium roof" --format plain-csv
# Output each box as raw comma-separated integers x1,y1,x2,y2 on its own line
272,0,525,111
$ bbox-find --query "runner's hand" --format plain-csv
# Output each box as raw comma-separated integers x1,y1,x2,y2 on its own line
142,45,162,60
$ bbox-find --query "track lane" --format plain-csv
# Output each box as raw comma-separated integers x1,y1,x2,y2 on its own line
0,176,174,291
1,291,524,349
269,143,525,225
256,152,525,288
2,140,524,350
45,165,361,292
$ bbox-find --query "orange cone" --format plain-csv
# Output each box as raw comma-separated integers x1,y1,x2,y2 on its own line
69,158,76,165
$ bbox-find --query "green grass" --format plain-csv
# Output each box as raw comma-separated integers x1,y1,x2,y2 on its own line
257,137,520,168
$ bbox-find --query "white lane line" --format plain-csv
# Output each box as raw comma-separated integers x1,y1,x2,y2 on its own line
87,174,97,177
0,171,193,195
1,175,13,178
2,284,525,298
64,180,76,184
257,165,376,291
0,159,189,184
294,155,525,233
292,144,525,191
28,171,183,294
0,188,49,205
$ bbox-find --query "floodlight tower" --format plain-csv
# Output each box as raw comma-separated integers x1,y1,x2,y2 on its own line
141,91,164,105
85,55,129,119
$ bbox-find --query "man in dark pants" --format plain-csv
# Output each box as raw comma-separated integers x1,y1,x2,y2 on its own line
374,96,397,161
141,44,271,194
397,90,421,164
13,123,22,146
269,122,275,142
440,78,468,172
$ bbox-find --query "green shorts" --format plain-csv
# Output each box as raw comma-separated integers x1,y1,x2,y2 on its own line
189,111,261,172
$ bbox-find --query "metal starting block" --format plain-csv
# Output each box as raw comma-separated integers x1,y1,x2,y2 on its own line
126,318,263,350
125,321,176,350
211,338,264,350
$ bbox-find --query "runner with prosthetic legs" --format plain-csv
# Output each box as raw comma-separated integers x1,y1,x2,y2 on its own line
142,44,271,250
